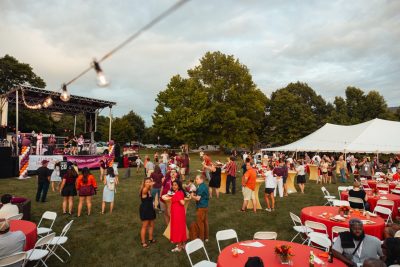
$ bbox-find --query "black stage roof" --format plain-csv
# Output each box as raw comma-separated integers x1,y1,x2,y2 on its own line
2,84,116,115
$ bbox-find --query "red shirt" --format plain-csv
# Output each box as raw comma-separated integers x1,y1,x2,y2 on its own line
225,161,237,177
393,173,400,181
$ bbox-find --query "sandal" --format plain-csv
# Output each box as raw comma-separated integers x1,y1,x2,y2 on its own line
148,239,157,244
142,243,149,248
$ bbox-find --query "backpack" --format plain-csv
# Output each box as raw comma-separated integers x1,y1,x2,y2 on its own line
107,176,116,191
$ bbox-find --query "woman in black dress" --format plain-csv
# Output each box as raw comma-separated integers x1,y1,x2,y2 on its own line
139,177,156,248
208,164,221,198
60,167,78,214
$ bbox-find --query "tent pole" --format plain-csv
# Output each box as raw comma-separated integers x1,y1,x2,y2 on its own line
73,115,77,136
108,107,112,141
94,111,98,132
16,89,19,156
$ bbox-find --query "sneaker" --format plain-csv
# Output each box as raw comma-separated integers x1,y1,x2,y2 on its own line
265,208,271,212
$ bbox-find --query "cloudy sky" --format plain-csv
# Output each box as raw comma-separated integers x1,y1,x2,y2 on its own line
1,0,399,125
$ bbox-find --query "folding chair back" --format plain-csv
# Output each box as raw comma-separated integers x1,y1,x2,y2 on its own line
216,229,238,252
337,186,348,199
60,220,74,237
348,197,365,210
289,212,302,226
332,200,350,207
35,233,56,248
308,233,332,251
253,231,277,240
376,199,395,211
377,183,389,192
38,211,57,228
185,239,211,267
0,252,26,267
395,230,400,238
6,213,23,221
331,226,349,240
373,206,392,224
305,220,328,237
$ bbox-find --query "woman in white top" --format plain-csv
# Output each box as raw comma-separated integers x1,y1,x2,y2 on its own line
295,160,306,194
263,165,276,212
50,161,62,192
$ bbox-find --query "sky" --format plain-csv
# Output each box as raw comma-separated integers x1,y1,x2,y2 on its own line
1,0,399,126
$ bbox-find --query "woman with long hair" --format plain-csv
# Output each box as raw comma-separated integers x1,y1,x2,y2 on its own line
160,169,178,224
208,164,221,199
76,167,97,217
60,167,78,215
150,165,163,209
50,161,62,192
139,178,156,248
99,159,107,182
102,167,119,214
170,180,187,252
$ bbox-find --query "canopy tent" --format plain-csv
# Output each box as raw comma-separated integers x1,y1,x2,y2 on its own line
262,118,400,154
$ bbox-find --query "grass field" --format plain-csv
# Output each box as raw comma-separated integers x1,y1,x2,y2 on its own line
0,150,350,267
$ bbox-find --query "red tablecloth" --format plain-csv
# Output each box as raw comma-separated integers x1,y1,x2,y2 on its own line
217,240,346,267
301,206,385,240
367,180,397,190
10,220,37,251
341,191,400,219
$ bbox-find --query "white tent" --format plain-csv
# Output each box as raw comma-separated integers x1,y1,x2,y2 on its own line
262,118,400,154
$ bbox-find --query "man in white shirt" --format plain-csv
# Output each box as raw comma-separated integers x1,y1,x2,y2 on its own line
0,195,19,219
242,152,248,162
0,219,26,267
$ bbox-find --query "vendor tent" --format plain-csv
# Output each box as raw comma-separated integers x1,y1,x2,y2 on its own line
263,118,400,154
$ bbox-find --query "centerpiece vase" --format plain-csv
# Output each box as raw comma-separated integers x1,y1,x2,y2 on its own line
279,254,290,264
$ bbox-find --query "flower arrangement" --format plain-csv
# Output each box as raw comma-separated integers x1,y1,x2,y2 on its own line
339,206,350,215
274,244,294,259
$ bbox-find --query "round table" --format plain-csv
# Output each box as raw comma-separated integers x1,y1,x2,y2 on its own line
10,220,37,251
247,178,264,210
161,195,190,240
217,240,346,267
341,191,400,219
367,180,397,191
287,171,298,194
301,206,385,240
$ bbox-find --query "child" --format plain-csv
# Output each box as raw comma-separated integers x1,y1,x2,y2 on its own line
184,179,197,195
263,165,276,212
50,161,61,191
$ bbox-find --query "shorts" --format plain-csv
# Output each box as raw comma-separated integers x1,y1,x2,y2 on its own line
322,171,328,175
282,176,287,184
265,188,275,194
242,186,255,201
296,175,306,184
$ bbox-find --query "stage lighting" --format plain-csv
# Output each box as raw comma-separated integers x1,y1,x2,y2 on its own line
93,60,109,87
60,84,71,102
42,96,53,108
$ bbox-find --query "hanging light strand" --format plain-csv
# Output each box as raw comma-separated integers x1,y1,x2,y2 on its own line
21,89,42,109
64,0,190,87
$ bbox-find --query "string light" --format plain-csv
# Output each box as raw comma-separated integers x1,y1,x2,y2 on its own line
42,96,53,108
60,84,70,102
21,89,42,110
93,60,109,87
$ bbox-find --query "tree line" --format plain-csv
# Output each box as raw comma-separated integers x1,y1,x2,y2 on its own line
1,53,399,148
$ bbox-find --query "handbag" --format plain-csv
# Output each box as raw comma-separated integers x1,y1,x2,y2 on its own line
79,184,94,196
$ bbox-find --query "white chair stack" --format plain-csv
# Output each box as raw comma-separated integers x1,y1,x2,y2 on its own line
37,211,57,237
216,229,238,252
25,233,56,267
185,239,216,267
253,231,277,240
0,252,26,267
289,212,313,243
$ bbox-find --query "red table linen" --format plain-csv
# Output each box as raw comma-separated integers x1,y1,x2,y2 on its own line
10,220,37,251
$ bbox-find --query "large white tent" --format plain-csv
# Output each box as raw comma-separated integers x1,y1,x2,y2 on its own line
263,118,400,154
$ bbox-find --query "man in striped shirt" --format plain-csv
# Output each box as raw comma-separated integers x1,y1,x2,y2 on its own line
225,156,237,194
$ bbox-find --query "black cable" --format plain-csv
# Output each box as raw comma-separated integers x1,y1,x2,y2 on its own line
65,0,190,86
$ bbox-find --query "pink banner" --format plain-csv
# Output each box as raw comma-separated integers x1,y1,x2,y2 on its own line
65,155,114,169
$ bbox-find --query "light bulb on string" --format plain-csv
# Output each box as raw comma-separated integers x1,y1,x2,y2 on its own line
93,59,109,87
42,96,53,108
60,84,70,102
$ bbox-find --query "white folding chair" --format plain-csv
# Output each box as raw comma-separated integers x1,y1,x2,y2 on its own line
37,211,57,237
332,200,350,207
6,213,23,221
391,186,400,195
253,231,277,240
308,233,332,251
377,183,389,192
337,186,348,199
25,233,56,267
304,220,329,241
376,199,395,212
321,186,336,206
216,229,238,252
348,197,365,210
331,226,349,241
45,220,74,263
373,206,393,224
185,239,216,267
289,212,313,243
0,252,26,267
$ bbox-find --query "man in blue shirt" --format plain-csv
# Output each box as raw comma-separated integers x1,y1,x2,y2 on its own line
190,175,209,241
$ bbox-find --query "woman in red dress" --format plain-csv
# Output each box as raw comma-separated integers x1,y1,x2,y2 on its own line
170,180,187,252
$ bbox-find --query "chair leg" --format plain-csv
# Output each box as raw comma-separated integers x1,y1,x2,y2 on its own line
60,245,71,257
290,232,299,242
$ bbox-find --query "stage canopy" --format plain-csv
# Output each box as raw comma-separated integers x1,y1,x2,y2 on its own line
262,118,400,154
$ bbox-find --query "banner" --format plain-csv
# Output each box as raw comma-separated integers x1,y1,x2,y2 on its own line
24,155,114,171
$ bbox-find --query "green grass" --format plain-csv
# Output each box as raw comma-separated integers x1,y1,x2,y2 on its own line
0,150,349,266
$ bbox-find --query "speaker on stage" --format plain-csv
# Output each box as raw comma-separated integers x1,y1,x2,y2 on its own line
0,156,18,178
0,147,11,159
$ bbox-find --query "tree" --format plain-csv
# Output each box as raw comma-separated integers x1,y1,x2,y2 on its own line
111,118,135,144
153,51,268,147
120,111,145,141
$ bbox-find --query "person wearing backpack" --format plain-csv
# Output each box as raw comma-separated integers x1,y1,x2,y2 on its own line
76,167,97,217
101,167,119,214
